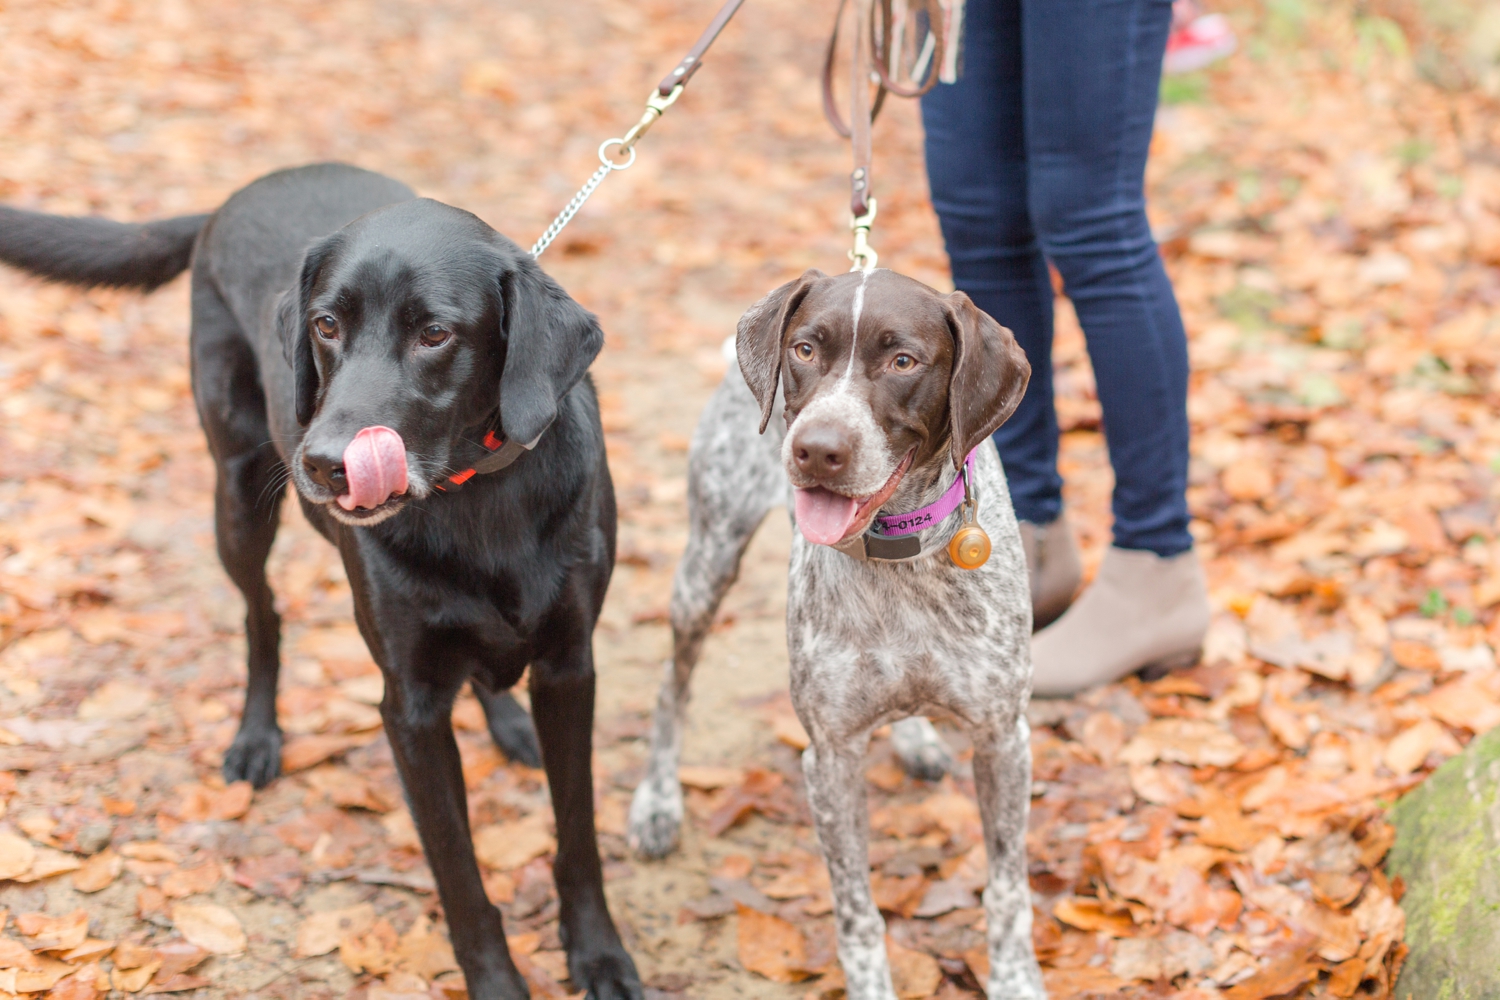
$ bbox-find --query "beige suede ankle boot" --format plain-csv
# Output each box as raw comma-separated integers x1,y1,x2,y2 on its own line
1031,546,1209,697
1018,514,1082,631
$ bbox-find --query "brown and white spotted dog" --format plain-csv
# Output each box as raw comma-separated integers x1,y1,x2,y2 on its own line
629,268,1047,999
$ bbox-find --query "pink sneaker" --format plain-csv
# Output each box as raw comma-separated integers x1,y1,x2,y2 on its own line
1163,13,1237,74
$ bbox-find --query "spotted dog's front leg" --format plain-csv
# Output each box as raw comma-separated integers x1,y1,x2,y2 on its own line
970,716,1046,999
803,739,897,1000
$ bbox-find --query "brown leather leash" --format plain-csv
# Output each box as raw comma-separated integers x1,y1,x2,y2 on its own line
532,0,748,258
823,0,956,271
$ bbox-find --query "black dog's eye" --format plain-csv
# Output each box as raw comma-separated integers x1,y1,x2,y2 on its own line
419,325,452,348
312,315,338,340
792,343,815,362
891,353,917,372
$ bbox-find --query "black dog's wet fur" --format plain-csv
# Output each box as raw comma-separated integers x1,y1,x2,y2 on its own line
0,164,638,999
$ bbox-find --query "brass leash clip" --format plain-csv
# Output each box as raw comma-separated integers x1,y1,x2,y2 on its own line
618,83,686,155
849,197,879,272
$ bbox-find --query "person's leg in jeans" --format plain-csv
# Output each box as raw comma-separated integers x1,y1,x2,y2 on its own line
1021,0,1208,694
921,0,1082,630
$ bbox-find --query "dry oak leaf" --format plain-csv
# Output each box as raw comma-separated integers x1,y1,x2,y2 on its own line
1389,639,1441,673
169,904,245,955
0,833,36,881
71,850,122,894
391,916,460,982
735,904,816,983
1118,718,1246,768
119,843,181,864
14,848,81,883
152,941,210,981
280,733,376,774
59,939,114,964
76,681,153,722
16,911,88,953
303,765,393,812
472,813,554,872
0,954,76,993
111,960,160,993
886,937,942,1000
160,862,221,899
295,903,377,958
1052,897,1137,937
340,920,399,976
678,765,743,791
1224,944,1320,1000
142,973,213,994
1384,719,1462,776
705,768,789,836
169,780,252,822
1418,677,1500,733
45,965,100,1000
112,942,156,970
0,936,40,970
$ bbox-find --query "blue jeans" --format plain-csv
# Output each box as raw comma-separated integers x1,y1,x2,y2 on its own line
921,0,1192,556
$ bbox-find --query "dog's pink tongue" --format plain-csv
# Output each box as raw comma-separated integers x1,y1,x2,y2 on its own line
794,487,860,546
339,426,409,511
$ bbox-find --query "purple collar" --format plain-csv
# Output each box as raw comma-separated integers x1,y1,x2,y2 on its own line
871,450,975,538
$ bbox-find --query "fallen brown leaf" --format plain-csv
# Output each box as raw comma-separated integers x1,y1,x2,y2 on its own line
735,904,815,983
295,903,377,958
169,904,245,956
472,813,554,871
71,850,122,894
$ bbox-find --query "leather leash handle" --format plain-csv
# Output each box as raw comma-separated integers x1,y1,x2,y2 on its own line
657,0,749,96
821,0,889,140
870,0,946,98
849,0,876,220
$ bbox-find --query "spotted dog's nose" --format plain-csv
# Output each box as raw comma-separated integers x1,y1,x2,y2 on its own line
792,423,852,480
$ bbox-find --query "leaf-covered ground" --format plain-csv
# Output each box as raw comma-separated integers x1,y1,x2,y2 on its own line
0,0,1496,997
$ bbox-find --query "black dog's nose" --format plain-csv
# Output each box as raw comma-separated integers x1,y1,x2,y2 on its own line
793,424,851,479
302,449,348,494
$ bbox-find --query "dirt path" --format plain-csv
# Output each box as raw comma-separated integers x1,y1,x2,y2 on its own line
1,1,1496,997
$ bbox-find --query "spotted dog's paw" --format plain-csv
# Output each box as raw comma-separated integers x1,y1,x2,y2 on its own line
891,716,952,782
223,724,283,789
627,777,683,860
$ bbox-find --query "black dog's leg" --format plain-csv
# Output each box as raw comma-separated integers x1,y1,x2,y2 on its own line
531,651,642,1000
190,271,287,789
382,669,529,999
472,681,542,768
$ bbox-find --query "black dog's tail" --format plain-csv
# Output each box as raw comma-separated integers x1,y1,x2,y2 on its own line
0,205,209,292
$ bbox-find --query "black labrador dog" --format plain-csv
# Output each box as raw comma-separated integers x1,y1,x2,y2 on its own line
0,163,639,1000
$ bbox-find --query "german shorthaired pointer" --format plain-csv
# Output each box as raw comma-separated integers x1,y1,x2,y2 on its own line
629,268,1047,999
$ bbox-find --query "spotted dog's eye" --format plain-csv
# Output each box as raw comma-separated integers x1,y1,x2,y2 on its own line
312,315,339,340
419,325,452,348
891,353,917,372
792,343,815,362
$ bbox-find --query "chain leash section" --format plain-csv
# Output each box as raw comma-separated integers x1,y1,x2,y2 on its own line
849,197,878,272
531,84,683,258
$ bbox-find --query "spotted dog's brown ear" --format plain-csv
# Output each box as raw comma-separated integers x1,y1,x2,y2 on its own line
943,290,1030,470
737,269,826,434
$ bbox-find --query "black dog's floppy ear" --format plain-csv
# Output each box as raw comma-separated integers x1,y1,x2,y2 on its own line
280,235,341,427
737,269,825,434
944,290,1030,469
497,257,603,446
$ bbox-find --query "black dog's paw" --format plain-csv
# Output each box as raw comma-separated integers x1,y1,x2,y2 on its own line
476,688,543,768
570,950,644,1000
223,725,283,789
